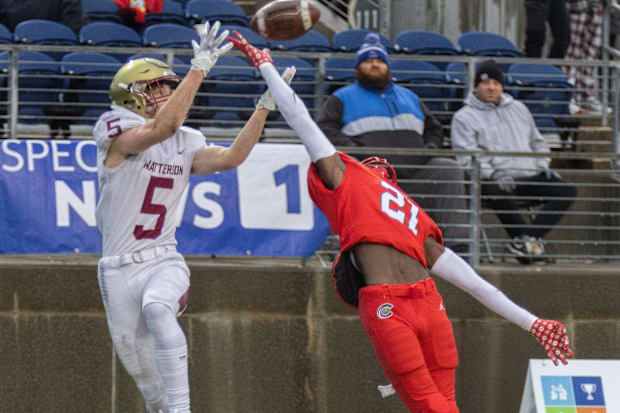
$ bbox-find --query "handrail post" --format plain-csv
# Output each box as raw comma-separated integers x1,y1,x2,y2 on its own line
470,153,482,268
8,48,18,140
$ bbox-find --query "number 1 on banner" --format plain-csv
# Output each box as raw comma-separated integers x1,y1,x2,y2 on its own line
237,145,314,230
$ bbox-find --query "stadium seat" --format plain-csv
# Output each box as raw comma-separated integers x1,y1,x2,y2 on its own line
444,61,467,112
79,22,142,61
506,63,573,129
0,23,13,44
206,55,259,123
220,25,269,50
325,58,356,93
271,30,332,52
9,51,63,122
14,20,78,60
390,60,450,112
82,0,123,23
61,52,121,122
394,30,459,70
142,23,199,62
144,1,187,27
185,0,249,27
333,29,394,53
458,31,522,58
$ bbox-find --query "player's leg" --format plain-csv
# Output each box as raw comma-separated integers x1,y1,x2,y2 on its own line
358,286,457,412
142,257,191,413
97,259,169,412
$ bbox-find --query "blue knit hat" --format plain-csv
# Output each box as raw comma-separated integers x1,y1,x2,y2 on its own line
355,32,390,67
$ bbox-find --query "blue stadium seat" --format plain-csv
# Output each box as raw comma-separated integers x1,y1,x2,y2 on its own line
507,63,573,126
79,22,142,61
390,60,450,112
271,30,332,52
458,31,522,57
207,55,258,123
61,52,121,122
325,58,356,93
82,0,123,23
220,25,269,50
144,1,187,27
142,23,199,49
186,0,249,27
0,23,13,44
12,51,62,121
444,61,467,112
14,20,78,60
333,29,394,53
394,30,459,70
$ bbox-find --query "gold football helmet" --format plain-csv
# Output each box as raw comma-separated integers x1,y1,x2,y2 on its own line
109,58,181,118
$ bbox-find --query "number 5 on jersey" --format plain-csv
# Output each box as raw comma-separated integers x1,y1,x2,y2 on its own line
380,181,419,236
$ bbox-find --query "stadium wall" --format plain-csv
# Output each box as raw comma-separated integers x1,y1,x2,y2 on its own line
1,256,619,413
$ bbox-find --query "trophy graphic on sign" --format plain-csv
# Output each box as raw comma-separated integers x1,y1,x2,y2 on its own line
581,383,597,400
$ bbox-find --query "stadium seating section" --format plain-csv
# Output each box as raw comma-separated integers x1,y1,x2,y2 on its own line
0,4,579,134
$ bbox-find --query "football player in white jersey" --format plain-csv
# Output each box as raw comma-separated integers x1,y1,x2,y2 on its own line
93,21,294,413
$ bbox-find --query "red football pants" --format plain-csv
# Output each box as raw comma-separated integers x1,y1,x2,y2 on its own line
358,278,459,413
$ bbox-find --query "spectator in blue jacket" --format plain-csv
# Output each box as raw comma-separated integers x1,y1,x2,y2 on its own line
316,32,470,255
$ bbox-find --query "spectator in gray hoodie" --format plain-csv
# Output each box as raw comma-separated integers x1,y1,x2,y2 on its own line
450,60,577,264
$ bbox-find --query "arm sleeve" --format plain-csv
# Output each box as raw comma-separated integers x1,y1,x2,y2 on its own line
260,63,336,162
430,248,537,331
420,101,443,149
316,95,356,147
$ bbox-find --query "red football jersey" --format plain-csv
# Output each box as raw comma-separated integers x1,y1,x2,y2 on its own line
308,152,443,268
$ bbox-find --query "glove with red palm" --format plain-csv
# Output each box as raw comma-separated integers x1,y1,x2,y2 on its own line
227,30,273,69
530,318,574,365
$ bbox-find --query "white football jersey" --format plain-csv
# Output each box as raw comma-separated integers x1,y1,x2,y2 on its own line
94,107,206,256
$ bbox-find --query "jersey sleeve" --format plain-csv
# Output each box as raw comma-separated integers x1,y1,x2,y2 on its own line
92,109,145,154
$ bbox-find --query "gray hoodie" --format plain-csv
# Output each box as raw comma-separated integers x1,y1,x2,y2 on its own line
450,91,550,180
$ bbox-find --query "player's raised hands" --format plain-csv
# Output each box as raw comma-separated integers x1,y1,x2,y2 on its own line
227,30,274,69
530,318,574,365
256,66,296,111
191,21,234,77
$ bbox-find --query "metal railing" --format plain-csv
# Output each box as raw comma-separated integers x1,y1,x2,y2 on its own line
312,147,620,268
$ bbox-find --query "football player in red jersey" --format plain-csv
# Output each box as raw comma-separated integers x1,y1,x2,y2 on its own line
228,31,574,413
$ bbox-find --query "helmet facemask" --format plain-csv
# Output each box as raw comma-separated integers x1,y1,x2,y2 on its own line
110,58,181,118
360,156,398,185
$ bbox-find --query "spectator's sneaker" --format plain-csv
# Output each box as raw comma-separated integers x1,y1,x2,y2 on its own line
569,99,582,115
532,237,552,265
581,96,612,115
506,235,535,264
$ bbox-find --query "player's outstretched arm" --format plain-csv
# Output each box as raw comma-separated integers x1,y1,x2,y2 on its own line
426,239,574,365
227,31,345,189
191,67,296,174
110,21,232,160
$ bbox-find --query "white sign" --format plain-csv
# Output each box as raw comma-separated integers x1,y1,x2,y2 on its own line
520,359,620,413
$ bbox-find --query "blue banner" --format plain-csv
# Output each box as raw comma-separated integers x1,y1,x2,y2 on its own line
0,140,329,257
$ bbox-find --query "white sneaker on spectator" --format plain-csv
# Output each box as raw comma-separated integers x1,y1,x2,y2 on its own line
581,96,612,115
569,99,582,115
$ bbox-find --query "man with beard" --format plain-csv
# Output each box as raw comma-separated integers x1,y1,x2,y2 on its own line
317,32,470,256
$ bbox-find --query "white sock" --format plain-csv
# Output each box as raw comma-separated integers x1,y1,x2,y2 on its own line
144,303,190,412
260,63,336,162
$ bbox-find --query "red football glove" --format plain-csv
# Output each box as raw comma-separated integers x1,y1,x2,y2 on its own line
530,318,574,365
227,30,273,69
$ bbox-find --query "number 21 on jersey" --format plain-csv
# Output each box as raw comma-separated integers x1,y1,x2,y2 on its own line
379,181,419,236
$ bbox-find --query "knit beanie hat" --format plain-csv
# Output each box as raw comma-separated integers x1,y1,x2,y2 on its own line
474,60,503,87
355,33,390,67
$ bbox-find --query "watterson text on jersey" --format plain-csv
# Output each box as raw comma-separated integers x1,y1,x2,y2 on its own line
143,160,184,176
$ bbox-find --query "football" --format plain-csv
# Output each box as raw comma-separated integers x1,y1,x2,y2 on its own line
250,0,321,41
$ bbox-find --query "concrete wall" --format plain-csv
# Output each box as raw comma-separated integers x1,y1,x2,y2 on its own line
1,255,619,413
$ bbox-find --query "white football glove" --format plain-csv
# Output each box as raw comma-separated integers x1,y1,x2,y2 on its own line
256,66,296,111
191,21,233,77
